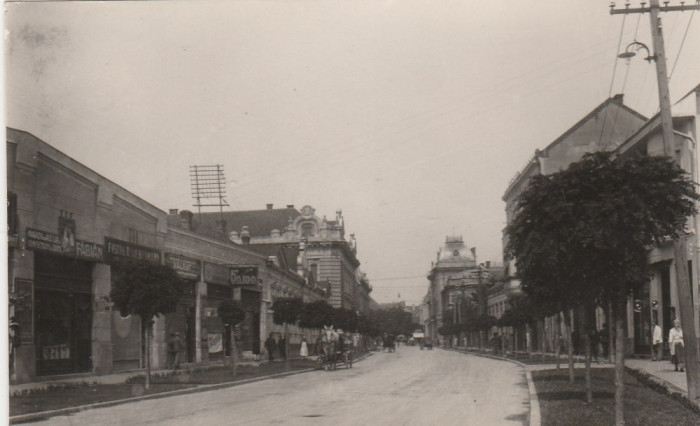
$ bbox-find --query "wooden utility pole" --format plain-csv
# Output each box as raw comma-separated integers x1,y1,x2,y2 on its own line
611,0,700,401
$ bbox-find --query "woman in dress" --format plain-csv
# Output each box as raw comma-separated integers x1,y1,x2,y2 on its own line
669,319,685,372
300,337,309,358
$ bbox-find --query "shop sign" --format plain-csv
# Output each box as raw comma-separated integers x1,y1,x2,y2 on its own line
204,262,230,285
165,253,200,280
230,266,258,286
104,237,161,264
26,228,104,262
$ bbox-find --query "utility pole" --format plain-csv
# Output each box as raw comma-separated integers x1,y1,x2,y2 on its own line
611,0,700,401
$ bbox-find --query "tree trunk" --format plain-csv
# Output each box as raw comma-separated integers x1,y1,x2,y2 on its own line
614,296,626,426
608,300,614,364
564,310,574,384
145,319,152,390
583,306,593,403
526,323,532,361
284,323,290,370
231,326,238,377
555,315,561,371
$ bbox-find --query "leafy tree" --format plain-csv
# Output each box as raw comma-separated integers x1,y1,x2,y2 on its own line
272,297,304,368
219,299,245,375
110,260,184,389
299,300,336,329
507,152,698,419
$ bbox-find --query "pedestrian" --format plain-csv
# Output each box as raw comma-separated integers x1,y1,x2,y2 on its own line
168,331,183,370
314,334,323,356
278,335,287,361
589,329,599,362
669,319,685,372
265,333,276,362
599,324,609,358
651,321,663,361
300,337,309,358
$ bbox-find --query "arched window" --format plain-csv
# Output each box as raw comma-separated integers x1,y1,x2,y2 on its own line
301,223,315,237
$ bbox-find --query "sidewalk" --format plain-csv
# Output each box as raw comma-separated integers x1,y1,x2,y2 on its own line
626,358,690,395
454,347,692,398
9,357,315,396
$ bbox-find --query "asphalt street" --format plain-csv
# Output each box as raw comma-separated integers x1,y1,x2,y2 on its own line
32,347,530,425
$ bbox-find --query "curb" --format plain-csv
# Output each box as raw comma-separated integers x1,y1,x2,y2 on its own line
445,348,540,426
10,353,372,424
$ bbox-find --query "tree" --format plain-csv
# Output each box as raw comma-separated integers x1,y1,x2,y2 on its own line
110,260,184,389
219,299,245,376
272,297,304,368
507,152,698,419
299,300,335,330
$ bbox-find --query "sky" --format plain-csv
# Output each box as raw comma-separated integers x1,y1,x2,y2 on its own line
4,0,700,305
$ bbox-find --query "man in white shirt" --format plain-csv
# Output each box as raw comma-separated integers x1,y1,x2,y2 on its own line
651,321,662,361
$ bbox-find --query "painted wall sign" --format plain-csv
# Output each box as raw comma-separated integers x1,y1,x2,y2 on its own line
104,237,161,264
26,228,104,262
204,262,230,285
165,253,200,280
230,266,259,286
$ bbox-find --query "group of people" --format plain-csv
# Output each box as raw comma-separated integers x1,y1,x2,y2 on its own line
652,319,686,372
263,333,289,362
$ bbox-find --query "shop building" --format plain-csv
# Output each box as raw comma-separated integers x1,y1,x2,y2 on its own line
7,128,168,383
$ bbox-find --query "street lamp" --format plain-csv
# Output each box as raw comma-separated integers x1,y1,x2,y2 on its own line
618,41,656,63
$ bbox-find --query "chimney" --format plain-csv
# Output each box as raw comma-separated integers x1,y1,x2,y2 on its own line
179,210,193,230
241,226,251,245
167,209,180,228
485,261,491,268
266,203,273,210
612,93,624,104
286,204,294,209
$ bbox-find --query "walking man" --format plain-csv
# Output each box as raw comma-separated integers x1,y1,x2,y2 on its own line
651,321,663,361
168,332,183,370
265,333,276,362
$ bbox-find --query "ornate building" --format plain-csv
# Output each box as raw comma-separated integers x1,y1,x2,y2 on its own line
194,204,374,314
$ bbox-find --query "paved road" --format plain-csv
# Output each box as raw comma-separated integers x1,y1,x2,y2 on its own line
34,348,530,425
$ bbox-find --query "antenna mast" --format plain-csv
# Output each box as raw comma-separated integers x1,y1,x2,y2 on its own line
190,165,229,218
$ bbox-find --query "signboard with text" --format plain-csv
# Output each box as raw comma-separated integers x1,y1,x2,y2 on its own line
230,266,258,287
165,253,200,280
104,237,161,264
26,228,103,262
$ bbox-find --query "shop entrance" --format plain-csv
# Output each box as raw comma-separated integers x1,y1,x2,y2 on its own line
241,289,261,356
34,253,93,376
633,281,651,354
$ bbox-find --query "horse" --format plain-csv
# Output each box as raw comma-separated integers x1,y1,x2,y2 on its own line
319,325,338,371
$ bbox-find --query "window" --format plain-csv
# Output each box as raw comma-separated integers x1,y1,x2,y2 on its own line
301,223,314,237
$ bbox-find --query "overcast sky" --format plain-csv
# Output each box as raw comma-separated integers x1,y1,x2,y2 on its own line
5,1,700,305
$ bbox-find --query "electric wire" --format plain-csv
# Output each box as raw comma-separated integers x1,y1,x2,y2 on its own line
668,7,696,82
598,13,628,147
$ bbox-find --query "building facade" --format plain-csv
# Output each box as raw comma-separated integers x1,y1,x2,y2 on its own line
7,128,170,382
498,95,658,354
195,204,374,315
6,129,333,384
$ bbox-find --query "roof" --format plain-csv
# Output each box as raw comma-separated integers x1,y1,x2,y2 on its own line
194,207,300,238
503,96,647,198
248,243,300,271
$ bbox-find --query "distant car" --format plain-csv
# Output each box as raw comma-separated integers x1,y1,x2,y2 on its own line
396,335,406,342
